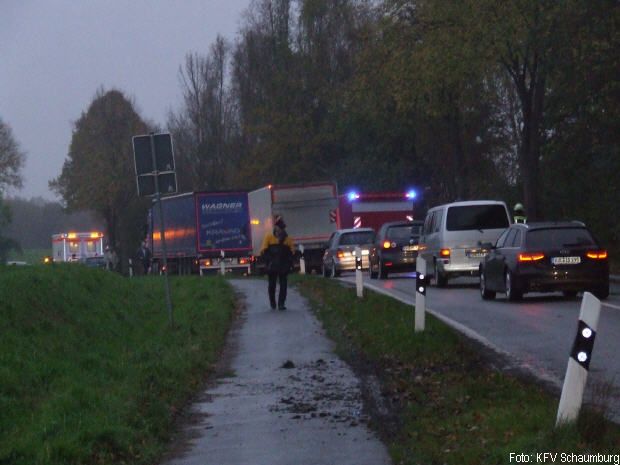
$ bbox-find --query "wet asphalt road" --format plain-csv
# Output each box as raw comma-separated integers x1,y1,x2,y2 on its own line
162,279,391,465
341,271,620,421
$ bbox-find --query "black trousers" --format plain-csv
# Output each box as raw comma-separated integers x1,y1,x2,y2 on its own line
268,272,288,307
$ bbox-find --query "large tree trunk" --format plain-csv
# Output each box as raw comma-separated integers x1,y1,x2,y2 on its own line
512,61,545,221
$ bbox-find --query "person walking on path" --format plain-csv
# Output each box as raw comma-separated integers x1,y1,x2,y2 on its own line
513,202,527,224
137,240,152,275
104,245,118,271
260,215,295,310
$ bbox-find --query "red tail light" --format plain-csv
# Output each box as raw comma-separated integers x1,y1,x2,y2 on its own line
383,241,392,249
518,253,545,262
586,250,608,260
440,248,450,258
337,250,345,258
239,258,248,265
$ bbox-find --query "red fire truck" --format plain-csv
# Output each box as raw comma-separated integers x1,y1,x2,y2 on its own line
337,190,417,231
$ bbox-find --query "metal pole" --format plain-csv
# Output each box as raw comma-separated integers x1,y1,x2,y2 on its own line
150,134,174,326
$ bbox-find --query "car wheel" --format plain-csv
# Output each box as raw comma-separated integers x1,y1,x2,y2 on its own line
321,262,328,278
593,284,609,300
330,261,340,278
378,260,388,279
480,271,496,300
434,261,447,287
369,260,378,279
505,270,522,301
562,290,578,299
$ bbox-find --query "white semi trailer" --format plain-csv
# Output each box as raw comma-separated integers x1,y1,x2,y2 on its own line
249,182,339,273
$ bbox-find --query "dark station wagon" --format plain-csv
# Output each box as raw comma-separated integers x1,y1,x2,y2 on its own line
368,221,424,279
479,222,609,301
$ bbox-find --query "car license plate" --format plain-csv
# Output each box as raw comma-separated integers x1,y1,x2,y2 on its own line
403,245,419,252
467,250,486,258
552,256,581,265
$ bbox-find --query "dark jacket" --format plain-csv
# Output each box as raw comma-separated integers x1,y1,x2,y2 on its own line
260,227,295,273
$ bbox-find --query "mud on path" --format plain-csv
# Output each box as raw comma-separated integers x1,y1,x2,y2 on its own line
160,279,391,465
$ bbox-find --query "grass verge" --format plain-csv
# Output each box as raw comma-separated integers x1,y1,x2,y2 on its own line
0,264,236,465
295,276,620,465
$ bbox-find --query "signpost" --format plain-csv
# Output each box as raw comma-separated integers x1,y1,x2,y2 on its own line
132,133,176,325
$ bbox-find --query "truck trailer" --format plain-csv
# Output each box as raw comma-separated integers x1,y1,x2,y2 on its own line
248,182,339,273
150,191,253,274
338,191,417,232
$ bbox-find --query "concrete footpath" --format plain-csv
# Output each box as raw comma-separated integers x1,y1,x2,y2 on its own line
161,279,392,465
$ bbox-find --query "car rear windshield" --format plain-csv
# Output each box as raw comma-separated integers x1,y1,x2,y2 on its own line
339,231,375,245
526,228,596,249
386,225,414,240
446,205,509,231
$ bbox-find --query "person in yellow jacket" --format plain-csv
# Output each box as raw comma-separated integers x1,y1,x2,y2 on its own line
260,215,295,310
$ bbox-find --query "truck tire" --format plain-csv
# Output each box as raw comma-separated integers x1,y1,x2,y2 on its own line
369,261,378,279
434,261,447,287
378,260,388,280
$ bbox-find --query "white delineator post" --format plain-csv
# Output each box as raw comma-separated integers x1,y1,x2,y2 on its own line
556,292,601,426
220,249,226,276
299,244,306,275
128,258,133,278
415,257,427,332
355,246,363,298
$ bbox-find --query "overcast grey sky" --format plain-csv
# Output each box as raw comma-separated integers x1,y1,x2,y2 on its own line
0,0,251,200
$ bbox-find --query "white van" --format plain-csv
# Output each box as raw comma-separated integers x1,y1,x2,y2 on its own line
419,200,511,286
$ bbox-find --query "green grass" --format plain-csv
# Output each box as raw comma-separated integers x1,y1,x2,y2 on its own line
0,264,236,465
295,276,620,465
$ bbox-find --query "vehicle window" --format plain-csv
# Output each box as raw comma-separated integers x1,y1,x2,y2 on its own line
86,241,97,253
511,230,523,247
423,213,432,235
328,233,336,248
411,223,423,237
339,231,375,245
385,225,413,241
526,228,596,249
495,229,511,248
503,229,517,248
433,211,442,233
446,205,509,231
